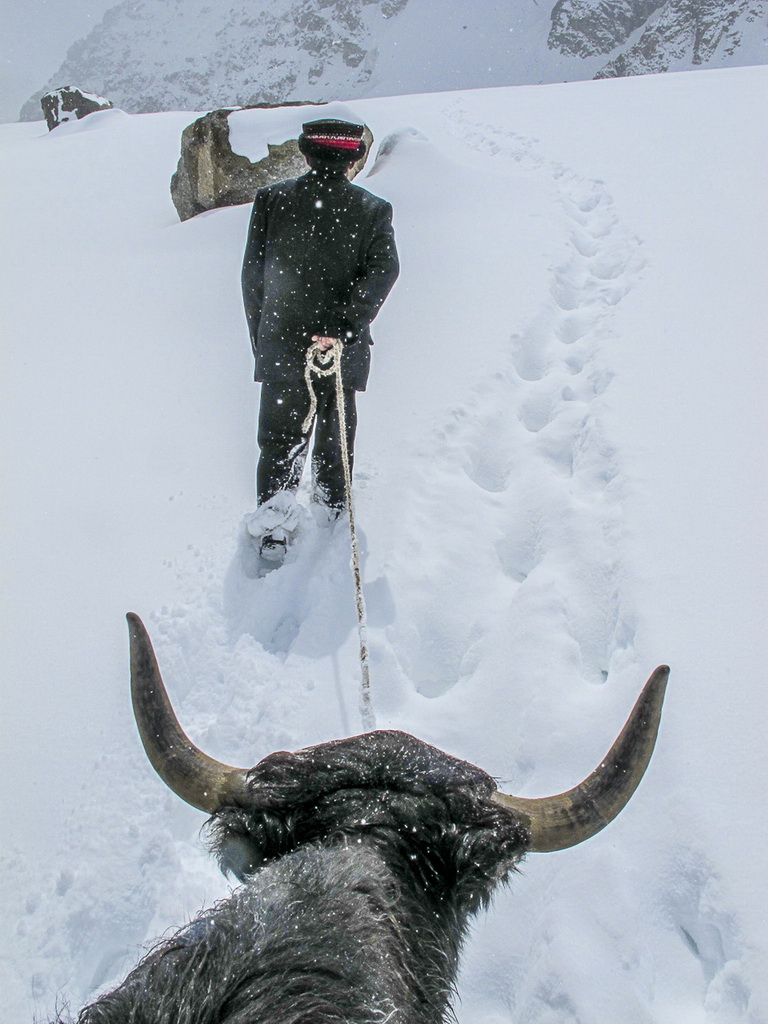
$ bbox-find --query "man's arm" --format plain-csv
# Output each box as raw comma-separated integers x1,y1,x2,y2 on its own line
341,202,400,341
241,191,268,356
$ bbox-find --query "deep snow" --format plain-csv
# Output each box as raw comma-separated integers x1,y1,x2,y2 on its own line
1,65,766,1023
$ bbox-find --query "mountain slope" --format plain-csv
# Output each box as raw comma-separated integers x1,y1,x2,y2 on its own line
592,0,768,76
19,0,767,120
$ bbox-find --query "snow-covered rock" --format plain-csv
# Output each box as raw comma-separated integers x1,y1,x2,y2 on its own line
170,108,304,221
40,85,113,131
171,104,373,220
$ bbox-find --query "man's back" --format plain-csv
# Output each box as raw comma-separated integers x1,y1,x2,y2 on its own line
243,169,398,391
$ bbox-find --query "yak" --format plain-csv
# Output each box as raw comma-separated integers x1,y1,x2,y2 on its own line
55,612,668,1023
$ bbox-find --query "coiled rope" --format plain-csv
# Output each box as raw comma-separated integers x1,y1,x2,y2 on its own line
303,340,374,731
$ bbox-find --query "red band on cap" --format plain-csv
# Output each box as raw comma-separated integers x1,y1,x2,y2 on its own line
308,134,361,150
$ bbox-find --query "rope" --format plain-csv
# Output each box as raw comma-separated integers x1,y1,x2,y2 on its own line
303,340,375,731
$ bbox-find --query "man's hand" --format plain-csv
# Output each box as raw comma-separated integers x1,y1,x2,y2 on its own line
311,335,339,352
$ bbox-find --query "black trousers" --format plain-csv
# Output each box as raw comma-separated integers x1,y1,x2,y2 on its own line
257,379,357,510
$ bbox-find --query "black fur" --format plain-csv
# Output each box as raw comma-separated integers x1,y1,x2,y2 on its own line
54,731,528,1023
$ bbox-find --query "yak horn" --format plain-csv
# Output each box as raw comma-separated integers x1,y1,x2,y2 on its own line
127,612,251,814
492,666,668,852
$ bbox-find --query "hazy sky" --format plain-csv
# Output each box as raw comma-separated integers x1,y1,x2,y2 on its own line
0,0,117,122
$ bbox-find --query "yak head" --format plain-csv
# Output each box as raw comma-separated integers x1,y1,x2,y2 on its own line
128,610,667,889
124,612,667,1022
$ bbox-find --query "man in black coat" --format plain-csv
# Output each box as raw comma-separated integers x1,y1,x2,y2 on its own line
242,118,399,560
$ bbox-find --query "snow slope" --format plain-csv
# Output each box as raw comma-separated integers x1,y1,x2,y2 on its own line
1,65,766,1022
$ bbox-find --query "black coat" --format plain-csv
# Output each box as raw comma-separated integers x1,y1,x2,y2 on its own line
242,169,399,392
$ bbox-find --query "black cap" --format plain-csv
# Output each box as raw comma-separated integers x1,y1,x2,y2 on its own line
299,118,367,163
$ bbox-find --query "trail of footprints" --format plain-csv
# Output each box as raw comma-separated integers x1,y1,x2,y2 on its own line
661,846,752,1018
394,115,646,694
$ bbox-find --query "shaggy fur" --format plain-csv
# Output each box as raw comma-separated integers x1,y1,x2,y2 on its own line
55,731,528,1023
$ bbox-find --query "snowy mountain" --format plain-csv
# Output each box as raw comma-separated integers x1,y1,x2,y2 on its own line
549,0,767,70
587,0,768,77
2,65,767,1022
19,0,767,120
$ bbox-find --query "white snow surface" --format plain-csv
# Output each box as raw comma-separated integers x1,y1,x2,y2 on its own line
1,65,767,1023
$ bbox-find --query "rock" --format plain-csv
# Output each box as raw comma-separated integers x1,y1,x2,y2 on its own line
41,86,113,131
170,106,373,222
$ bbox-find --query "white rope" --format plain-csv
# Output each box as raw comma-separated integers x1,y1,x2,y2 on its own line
303,341,375,731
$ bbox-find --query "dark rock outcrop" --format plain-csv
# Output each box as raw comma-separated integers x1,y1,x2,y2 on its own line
548,0,665,56
595,0,766,77
41,86,113,131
